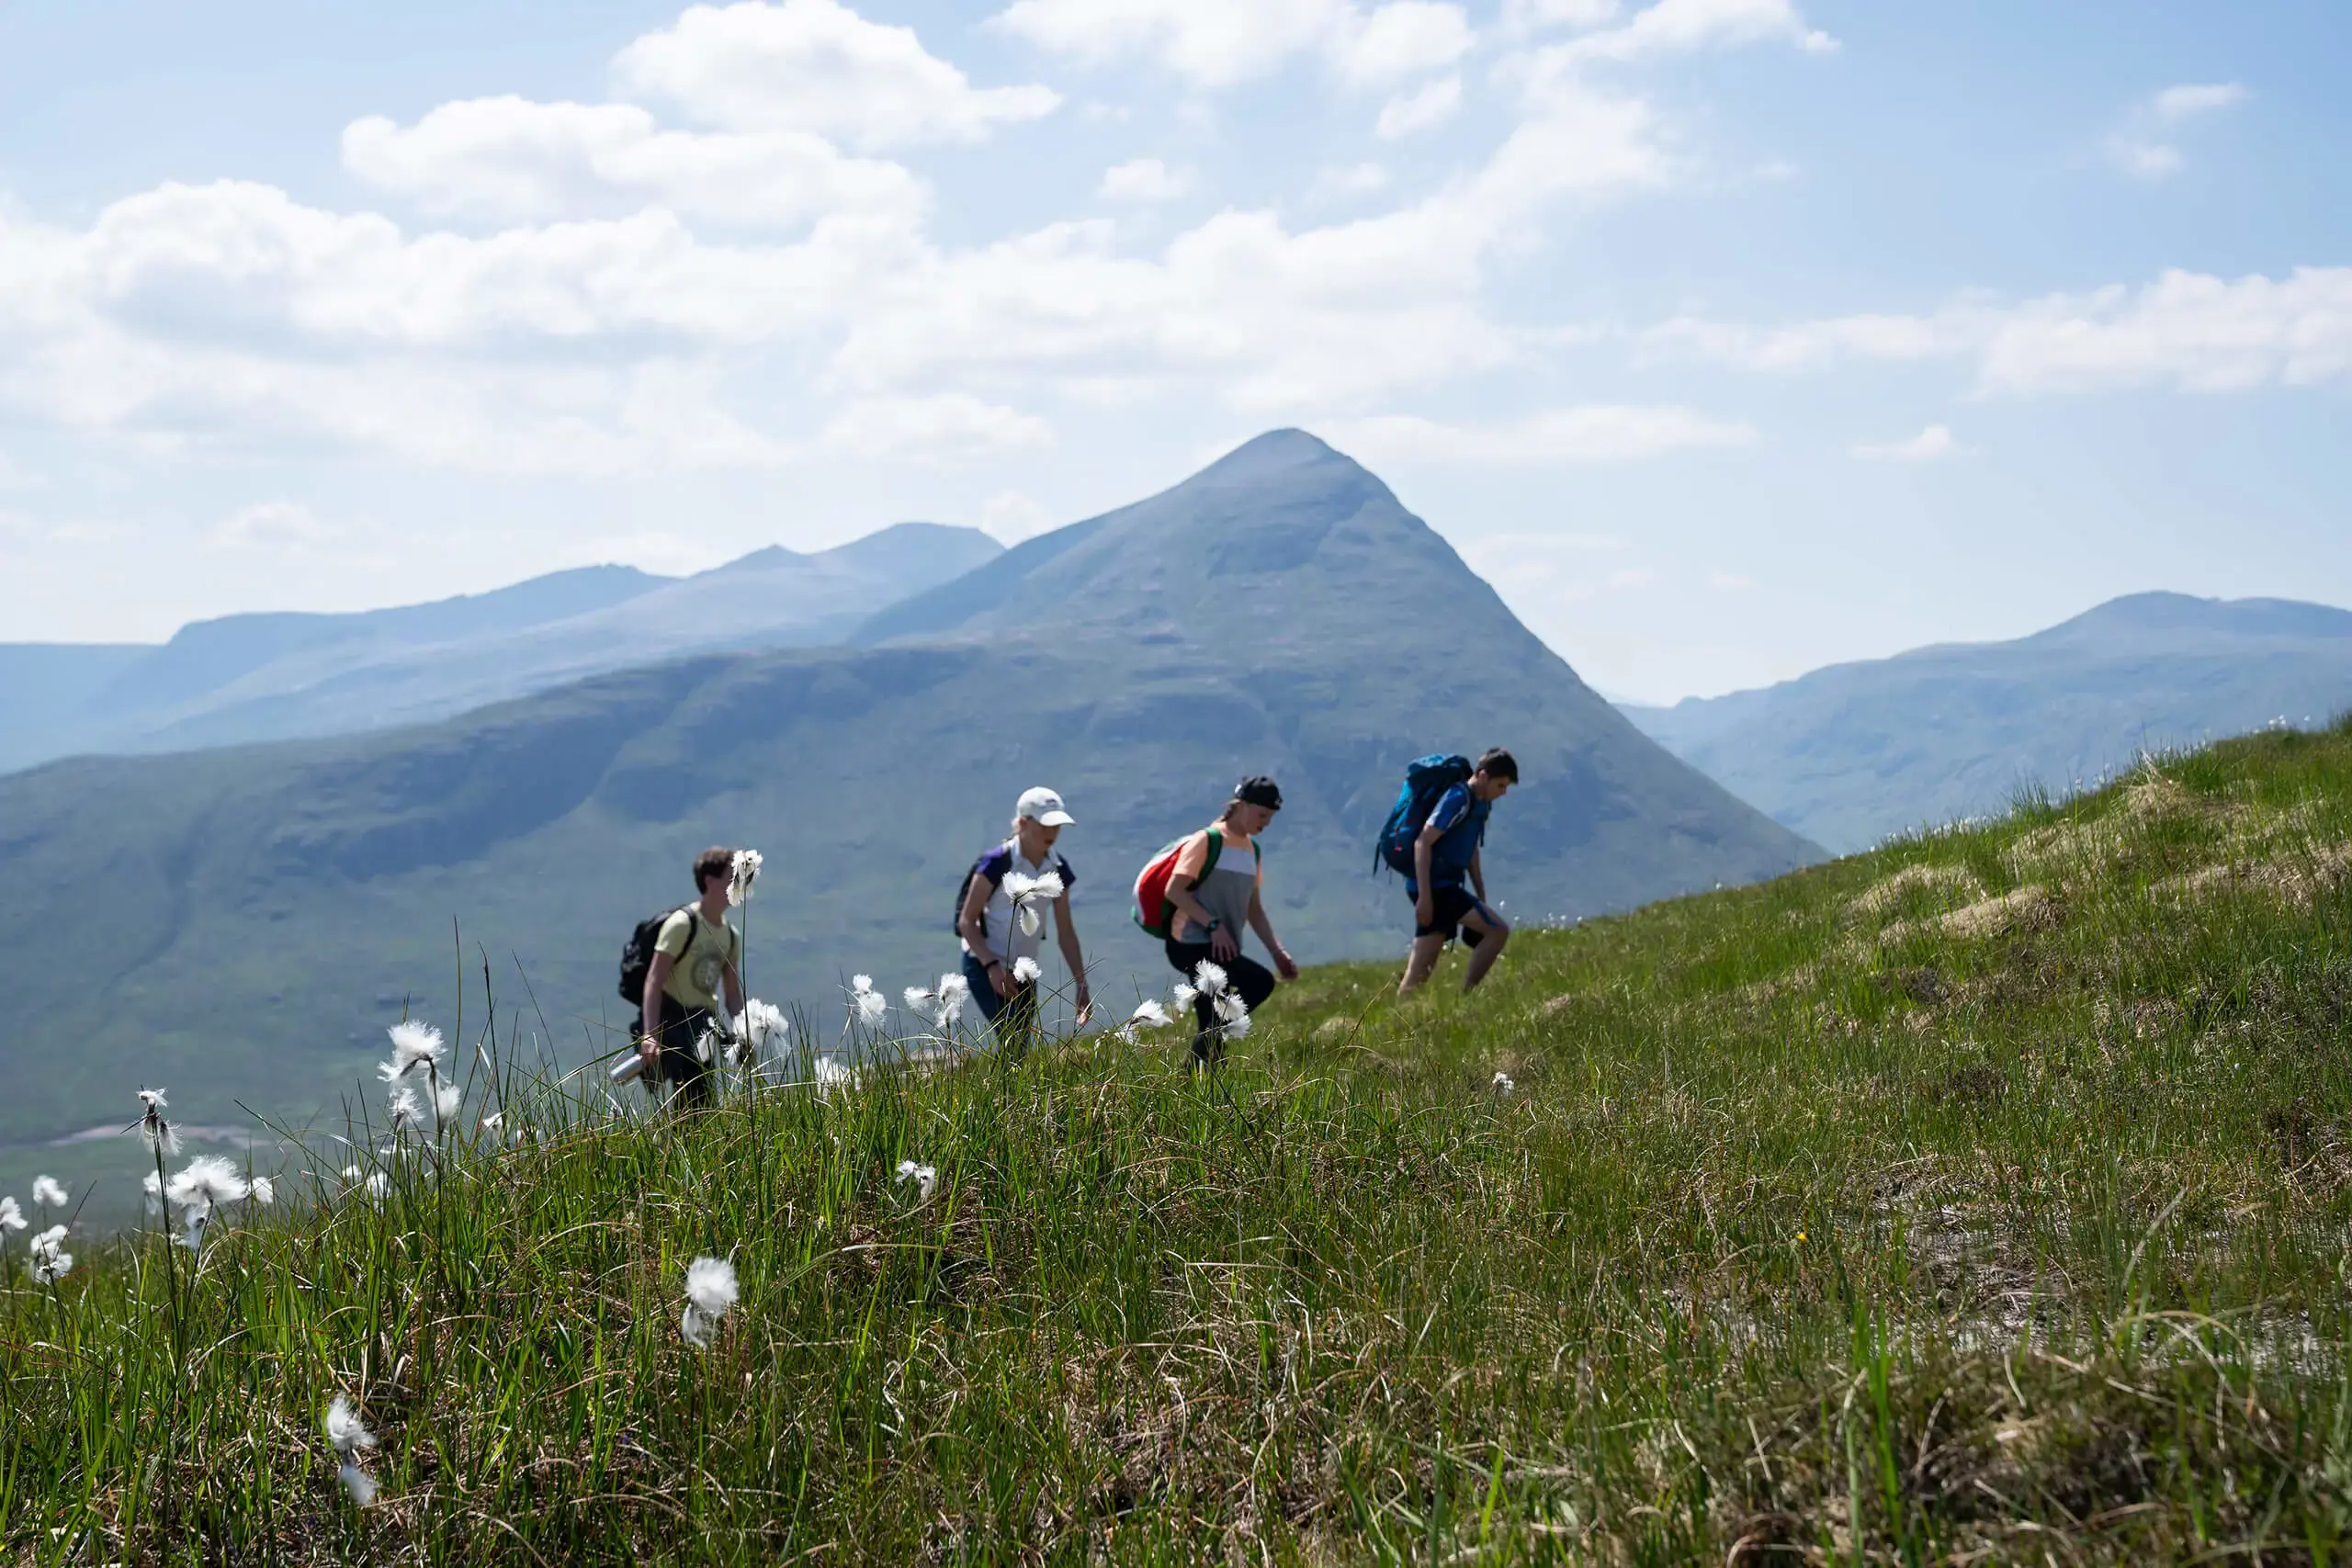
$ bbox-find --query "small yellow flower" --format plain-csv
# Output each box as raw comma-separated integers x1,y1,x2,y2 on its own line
1794,1231,1807,1243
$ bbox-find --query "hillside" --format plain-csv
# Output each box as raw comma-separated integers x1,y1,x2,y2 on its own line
1623,591,2352,852
0,431,1816,1178
8,720,2350,1562
0,524,1002,773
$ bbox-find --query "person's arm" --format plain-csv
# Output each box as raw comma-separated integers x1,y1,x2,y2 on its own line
639,952,675,1065
1165,833,1236,958
1412,823,1442,922
1053,893,1091,1025
1469,845,1487,905
958,874,1012,998
1247,884,1297,981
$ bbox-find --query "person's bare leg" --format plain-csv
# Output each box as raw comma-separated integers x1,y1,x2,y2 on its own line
1460,912,1510,991
1398,932,1447,996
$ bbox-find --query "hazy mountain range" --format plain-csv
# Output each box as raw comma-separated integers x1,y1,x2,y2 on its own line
1623,592,2352,852
0,431,1815,1187
0,523,1003,773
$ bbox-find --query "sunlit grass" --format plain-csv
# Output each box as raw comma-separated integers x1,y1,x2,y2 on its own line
6,719,2352,1562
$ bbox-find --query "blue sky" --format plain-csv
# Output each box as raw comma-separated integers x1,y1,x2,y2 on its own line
0,0,2345,701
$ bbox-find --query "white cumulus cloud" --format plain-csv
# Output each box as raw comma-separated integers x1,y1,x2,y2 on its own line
342,97,926,228
995,0,1469,91
1377,75,1463,139
1648,268,2352,398
1852,423,1964,462
1098,159,1195,204
616,0,1061,149
207,501,345,552
2104,81,2248,181
1544,0,1835,63
820,393,1055,464
1329,404,1757,464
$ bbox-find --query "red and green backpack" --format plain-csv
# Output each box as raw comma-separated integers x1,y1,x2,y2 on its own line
1131,828,1260,939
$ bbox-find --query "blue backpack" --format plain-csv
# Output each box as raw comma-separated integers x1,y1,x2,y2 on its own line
1375,754,1474,875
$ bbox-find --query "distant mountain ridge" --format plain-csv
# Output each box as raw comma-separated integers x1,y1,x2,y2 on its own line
1624,592,2352,852
0,523,1002,773
0,430,1818,1160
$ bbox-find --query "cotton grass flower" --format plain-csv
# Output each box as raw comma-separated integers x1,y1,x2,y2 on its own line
0,1195,24,1235
733,999,789,1066
388,1021,447,1080
1193,961,1229,997
166,1156,250,1252
387,1086,424,1134
31,1175,66,1212
814,1055,860,1100
434,1083,463,1123
1003,869,1064,936
680,1256,740,1348
28,1224,72,1284
729,847,763,907
141,1172,164,1215
1491,1071,1515,1095
137,1087,178,1157
1170,982,1198,1011
849,975,888,1027
895,1159,938,1202
250,1175,276,1206
1012,955,1042,985
326,1395,379,1507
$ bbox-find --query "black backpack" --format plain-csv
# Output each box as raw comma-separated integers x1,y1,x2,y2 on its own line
618,907,695,1004
950,844,1012,933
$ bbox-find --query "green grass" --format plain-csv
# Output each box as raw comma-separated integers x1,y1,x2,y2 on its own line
7,721,2352,1563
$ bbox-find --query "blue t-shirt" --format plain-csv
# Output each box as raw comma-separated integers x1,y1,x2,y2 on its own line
1410,784,1488,892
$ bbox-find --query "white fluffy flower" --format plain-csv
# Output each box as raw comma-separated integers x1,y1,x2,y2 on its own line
142,1172,164,1214
1193,961,1229,997
137,1088,178,1156
814,1055,860,1100
1129,999,1171,1029
31,1175,65,1210
166,1156,249,1216
852,974,875,995
365,1171,390,1201
327,1394,376,1455
327,1395,379,1505
1219,1010,1253,1041
681,1256,740,1348
851,982,888,1026
1491,1072,1515,1095
340,1466,379,1507
341,1164,364,1185
895,1159,938,1202
1012,955,1042,985
387,1087,424,1134
28,1224,73,1283
0,1195,24,1234
388,1021,447,1079
1170,983,1197,1011
481,1111,503,1136
729,847,763,907
1004,869,1064,937
250,1176,276,1206
736,999,790,1058
434,1083,463,1123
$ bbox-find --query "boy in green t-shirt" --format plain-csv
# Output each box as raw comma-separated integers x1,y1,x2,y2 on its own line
637,846,745,1108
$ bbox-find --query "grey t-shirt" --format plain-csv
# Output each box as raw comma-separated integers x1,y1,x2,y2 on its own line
1170,827,1261,945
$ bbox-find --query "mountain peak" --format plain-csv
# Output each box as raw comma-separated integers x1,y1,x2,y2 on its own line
2036,592,2352,644
1187,429,1353,489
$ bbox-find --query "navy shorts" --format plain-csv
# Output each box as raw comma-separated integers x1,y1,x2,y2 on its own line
1412,884,1496,946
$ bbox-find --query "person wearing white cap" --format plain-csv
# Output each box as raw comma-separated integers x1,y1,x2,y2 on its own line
954,786,1093,1051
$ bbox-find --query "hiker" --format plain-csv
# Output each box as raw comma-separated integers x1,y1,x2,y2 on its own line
636,846,746,1108
1159,776,1300,1065
1397,749,1519,996
956,787,1093,1051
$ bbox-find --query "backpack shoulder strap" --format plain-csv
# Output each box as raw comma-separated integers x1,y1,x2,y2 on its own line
1200,826,1224,877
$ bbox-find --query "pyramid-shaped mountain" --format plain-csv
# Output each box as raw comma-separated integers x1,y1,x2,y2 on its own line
0,433,1815,1168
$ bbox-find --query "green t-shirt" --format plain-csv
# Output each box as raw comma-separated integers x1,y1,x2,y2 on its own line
655,908,741,1013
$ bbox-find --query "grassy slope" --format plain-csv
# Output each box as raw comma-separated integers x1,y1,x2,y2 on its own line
6,722,2352,1563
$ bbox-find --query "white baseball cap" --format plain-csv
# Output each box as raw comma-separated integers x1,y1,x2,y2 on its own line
1016,786,1076,827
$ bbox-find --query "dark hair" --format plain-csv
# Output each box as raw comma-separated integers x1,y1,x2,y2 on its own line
1475,749,1519,784
1231,775,1283,811
693,846,734,891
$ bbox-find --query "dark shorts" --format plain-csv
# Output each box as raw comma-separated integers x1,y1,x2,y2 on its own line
650,996,717,1108
1412,884,1496,946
